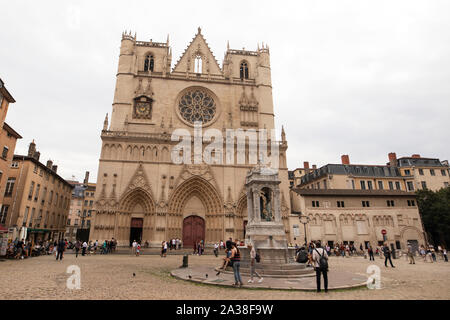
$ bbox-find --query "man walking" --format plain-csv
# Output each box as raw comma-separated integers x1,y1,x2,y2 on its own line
383,243,395,268
368,245,375,261
407,242,415,264
82,241,87,256
56,238,66,261
75,240,81,258
312,241,329,293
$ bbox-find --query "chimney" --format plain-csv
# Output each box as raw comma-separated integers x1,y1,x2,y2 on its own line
412,154,421,159
33,151,40,161
303,161,310,169
52,165,58,173
28,140,36,157
341,154,350,165
388,152,397,167
46,160,53,168
312,164,317,170
84,171,90,185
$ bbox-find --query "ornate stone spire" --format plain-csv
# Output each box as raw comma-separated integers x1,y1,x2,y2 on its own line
281,125,286,142
103,113,109,131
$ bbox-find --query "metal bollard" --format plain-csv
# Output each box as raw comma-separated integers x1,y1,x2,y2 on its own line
181,254,188,268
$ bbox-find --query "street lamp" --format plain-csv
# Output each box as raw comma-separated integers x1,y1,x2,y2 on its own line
299,214,310,247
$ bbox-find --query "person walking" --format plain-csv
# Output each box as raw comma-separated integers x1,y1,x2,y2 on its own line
56,238,66,261
383,243,395,267
213,243,219,257
407,242,415,264
312,241,329,293
230,242,243,287
368,245,375,261
247,243,263,284
82,241,87,256
75,240,81,258
443,248,448,262
132,240,137,255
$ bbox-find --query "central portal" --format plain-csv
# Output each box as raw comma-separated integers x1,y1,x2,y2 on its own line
183,215,205,248
129,218,143,246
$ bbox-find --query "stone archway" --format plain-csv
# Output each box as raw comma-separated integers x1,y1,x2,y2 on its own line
119,188,155,246
168,176,223,244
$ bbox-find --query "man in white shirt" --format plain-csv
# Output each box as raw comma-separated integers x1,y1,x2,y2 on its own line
132,240,137,255
312,241,329,293
82,241,88,256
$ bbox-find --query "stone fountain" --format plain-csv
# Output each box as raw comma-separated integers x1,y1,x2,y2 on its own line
237,163,314,278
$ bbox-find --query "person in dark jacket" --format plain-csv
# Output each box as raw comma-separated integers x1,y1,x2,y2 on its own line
56,239,66,261
383,243,395,268
368,245,375,261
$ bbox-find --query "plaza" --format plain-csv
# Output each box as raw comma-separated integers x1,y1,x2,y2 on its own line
0,251,449,300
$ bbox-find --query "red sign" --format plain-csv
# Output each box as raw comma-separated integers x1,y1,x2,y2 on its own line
381,229,387,235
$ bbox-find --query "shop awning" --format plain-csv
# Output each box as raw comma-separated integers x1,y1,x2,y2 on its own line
0,225,8,233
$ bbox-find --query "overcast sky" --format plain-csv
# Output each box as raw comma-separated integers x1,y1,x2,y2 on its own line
1,0,449,182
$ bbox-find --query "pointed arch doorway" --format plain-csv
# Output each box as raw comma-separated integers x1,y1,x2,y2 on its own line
183,215,205,248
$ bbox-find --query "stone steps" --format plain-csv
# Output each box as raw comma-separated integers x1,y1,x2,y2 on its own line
216,267,315,278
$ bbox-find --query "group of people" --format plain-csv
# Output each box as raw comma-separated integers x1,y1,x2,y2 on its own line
5,238,51,259
418,245,448,262
215,238,257,288
73,239,117,256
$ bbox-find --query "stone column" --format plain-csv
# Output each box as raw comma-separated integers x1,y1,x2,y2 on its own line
273,187,281,222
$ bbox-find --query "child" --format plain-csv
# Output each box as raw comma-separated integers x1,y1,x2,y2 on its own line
136,243,141,256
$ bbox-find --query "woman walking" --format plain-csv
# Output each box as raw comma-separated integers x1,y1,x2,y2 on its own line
247,243,263,284
230,242,243,287
75,240,81,258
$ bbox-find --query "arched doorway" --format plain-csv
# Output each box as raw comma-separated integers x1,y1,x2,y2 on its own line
130,217,143,246
183,215,205,248
168,176,223,244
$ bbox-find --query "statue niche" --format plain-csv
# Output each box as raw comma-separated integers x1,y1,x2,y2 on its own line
259,187,273,221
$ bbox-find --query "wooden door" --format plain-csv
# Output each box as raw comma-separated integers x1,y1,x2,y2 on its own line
183,216,205,248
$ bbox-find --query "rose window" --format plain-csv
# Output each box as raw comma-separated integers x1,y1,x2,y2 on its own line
178,89,216,124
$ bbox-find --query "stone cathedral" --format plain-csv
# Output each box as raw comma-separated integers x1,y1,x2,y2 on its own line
90,28,291,247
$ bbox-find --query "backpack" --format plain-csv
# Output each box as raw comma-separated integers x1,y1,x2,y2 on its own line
315,249,328,271
296,250,308,263
255,252,261,263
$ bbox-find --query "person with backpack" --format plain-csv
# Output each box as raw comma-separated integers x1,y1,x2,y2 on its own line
312,241,329,293
247,243,263,283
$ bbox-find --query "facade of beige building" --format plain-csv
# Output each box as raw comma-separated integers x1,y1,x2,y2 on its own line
290,189,425,252
91,29,290,247
0,78,22,229
1,141,73,242
66,172,96,242
288,154,430,251
394,154,450,192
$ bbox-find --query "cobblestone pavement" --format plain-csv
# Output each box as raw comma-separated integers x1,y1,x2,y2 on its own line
0,252,449,300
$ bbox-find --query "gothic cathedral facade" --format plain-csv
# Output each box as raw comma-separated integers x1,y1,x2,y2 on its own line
90,28,291,247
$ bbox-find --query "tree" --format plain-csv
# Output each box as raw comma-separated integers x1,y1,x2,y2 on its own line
416,187,450,247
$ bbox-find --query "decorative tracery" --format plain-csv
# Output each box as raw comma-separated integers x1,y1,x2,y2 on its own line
178,88,216,124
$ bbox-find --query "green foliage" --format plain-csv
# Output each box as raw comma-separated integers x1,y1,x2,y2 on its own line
416,187,450,247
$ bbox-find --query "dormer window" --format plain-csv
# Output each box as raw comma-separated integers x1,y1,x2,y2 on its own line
144,54,154,72
240,61,249,79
